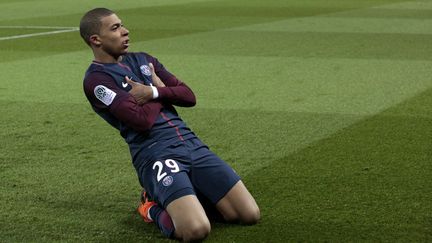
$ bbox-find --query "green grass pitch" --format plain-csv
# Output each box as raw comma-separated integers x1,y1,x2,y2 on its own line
1,0,431,241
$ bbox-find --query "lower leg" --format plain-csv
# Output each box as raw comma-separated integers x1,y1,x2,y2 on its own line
148,205,175,238
216,181,260,225
139,194,211,241
166,195,211,241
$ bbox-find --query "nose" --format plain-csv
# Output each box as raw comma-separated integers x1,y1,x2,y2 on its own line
121,26,129,36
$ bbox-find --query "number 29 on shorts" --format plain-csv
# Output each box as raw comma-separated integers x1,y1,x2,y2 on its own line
152,159,180,182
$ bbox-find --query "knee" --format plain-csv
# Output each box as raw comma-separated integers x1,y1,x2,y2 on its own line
222,205,260,225
240,205,260,225
182,220,211,242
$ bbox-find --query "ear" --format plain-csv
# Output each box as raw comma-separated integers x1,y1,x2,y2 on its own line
89,34,101,46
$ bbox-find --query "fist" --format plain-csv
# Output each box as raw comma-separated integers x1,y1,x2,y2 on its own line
149,63,165,87
125,77,154,105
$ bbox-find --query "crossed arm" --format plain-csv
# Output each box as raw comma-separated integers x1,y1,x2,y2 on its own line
83,56,195,132
125,58,196,107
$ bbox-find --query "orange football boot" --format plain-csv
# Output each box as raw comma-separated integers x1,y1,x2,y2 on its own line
137,191,157,223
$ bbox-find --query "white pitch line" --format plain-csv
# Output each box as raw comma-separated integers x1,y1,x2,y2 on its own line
0,25,78,30
0,28,79,41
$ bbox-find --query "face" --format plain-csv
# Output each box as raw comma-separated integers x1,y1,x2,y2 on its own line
91,14,130,58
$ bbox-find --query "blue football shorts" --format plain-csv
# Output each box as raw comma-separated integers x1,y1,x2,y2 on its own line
136,137,241,208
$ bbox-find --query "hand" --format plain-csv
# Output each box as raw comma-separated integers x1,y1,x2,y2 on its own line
125,77,153,105
149,63,165,87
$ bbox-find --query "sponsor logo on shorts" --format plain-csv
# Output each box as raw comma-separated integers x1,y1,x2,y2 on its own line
162,176,173,187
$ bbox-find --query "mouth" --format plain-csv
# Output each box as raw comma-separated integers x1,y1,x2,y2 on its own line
122,39,130,48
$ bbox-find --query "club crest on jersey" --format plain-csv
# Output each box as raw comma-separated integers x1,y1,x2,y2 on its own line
162,176,173,187
94,85,116,106
140,64,151,76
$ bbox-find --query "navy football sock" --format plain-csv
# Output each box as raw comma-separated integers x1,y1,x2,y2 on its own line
149,206,175,238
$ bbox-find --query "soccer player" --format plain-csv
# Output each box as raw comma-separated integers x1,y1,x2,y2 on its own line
80,8,260,241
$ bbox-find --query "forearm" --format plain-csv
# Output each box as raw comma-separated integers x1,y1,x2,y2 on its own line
144,53,197,107
110,97,163,132
84,71,162,133
156,82,196,107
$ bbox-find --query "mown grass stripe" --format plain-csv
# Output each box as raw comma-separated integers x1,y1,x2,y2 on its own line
1,0,431,242
0,28,78,41
231,17,432,35
0,0,210,21
0,0,408,63
372,0,432,10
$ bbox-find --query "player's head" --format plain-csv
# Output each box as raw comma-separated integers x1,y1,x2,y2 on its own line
79,8,130,57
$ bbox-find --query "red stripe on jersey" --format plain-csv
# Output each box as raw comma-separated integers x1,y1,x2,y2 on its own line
160,112,185,141
118,62,132,72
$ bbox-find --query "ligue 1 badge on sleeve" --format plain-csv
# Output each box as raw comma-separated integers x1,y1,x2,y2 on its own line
95,86,106,99
140,65,151,76
94,85,117,106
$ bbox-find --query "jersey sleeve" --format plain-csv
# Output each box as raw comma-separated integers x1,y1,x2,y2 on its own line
83,71,163,132
144,53,196,107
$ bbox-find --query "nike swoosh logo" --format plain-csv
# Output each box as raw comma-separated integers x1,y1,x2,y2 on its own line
122,82,128,88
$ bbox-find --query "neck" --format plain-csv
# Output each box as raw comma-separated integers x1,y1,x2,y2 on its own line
92,49,122,63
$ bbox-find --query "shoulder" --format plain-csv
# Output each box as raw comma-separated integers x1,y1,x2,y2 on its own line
84,63,111,83
83,71,117,97
122,52,156,66
84,70,114,87
128,51,152,58
85,62,106,76
133,51,158,63
83,71,123,108
123,51,153,59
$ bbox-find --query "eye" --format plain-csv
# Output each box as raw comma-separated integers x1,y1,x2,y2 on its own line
111,24,121,31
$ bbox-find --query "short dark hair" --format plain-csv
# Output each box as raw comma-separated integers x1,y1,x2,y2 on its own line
79,8,114,46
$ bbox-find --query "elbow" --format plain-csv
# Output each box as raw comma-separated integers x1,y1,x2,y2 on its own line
187,95,196,107
173,92,196,107
187,91,197,107
180,95,196,107
184,86,196,107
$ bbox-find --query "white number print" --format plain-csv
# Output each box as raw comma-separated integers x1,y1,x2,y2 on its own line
165,159,180,173
152,159,180,182
152,161,167,182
